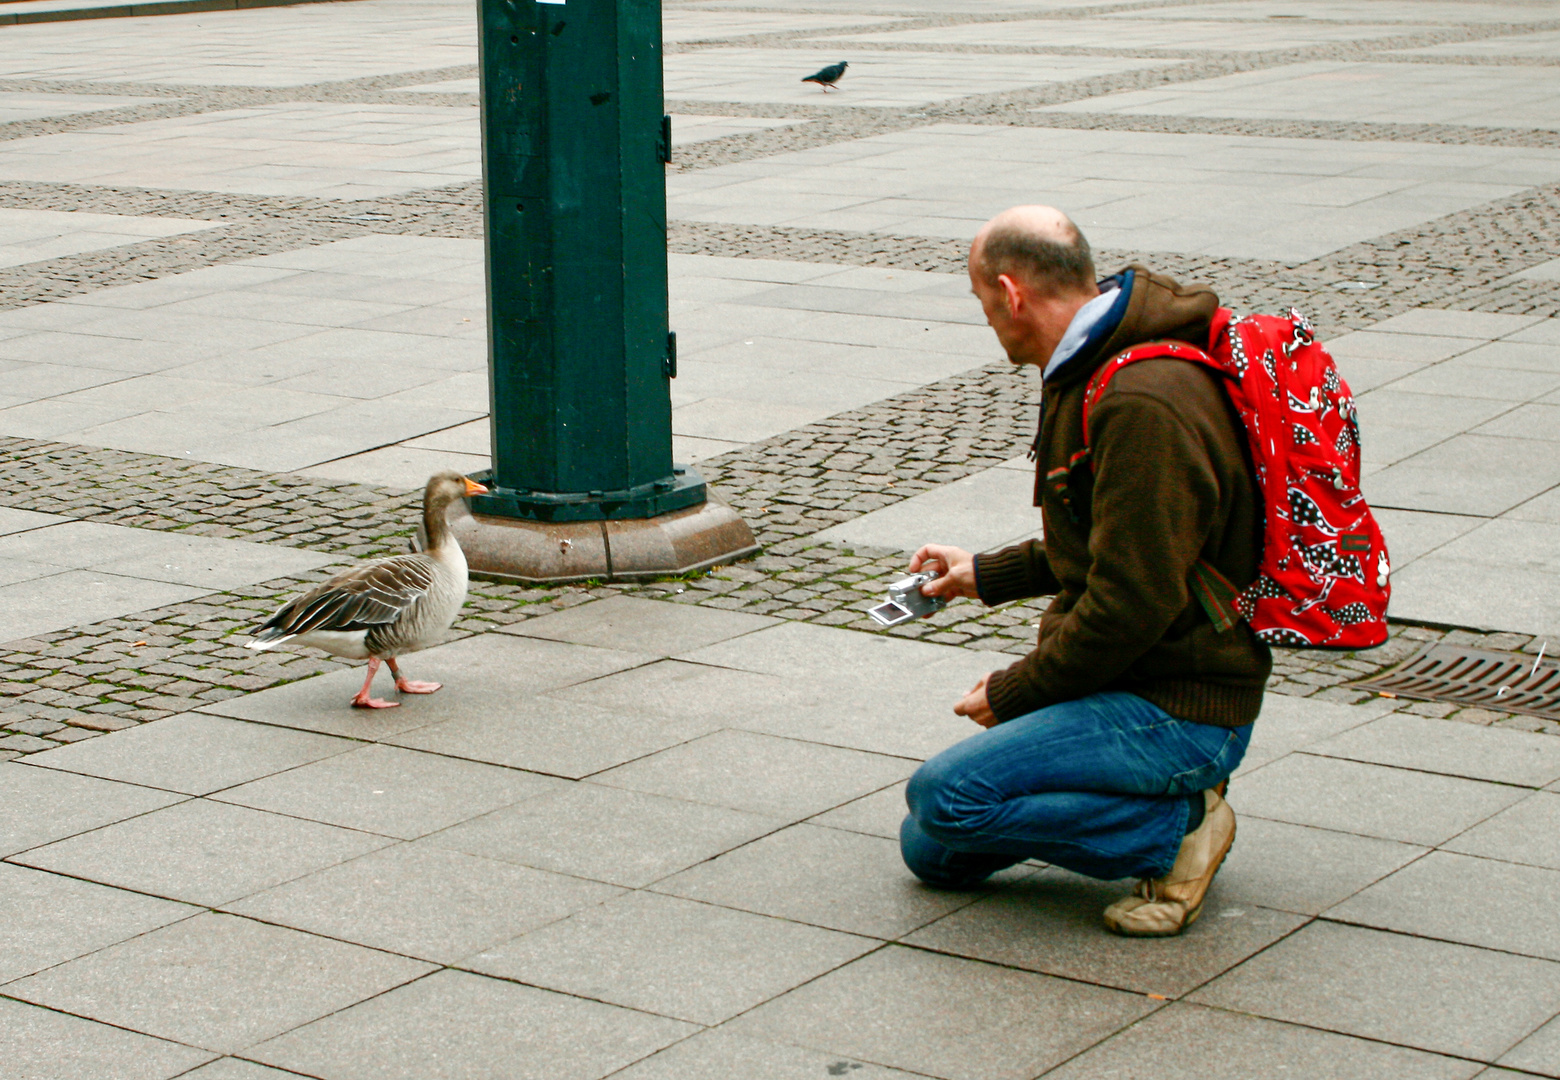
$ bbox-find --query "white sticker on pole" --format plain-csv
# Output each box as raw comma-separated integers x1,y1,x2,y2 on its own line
537,0,564,4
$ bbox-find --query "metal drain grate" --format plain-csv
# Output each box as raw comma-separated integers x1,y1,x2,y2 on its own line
1353,643,1560,722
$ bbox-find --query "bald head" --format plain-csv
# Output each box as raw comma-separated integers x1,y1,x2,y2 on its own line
972,205,1096,299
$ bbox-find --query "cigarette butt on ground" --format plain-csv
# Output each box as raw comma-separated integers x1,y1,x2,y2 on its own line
1147,993,1168,1001
1378,691,1396,699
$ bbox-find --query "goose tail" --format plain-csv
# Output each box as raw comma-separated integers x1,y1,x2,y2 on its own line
246,627,295,651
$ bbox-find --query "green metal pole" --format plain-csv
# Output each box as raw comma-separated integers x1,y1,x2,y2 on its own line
473,0,703,523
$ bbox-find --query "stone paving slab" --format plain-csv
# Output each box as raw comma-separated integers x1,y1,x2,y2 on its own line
723,945,1157,1080
197,632,659,738
1040,61,1560,131
651,822,1003,939
614,1029,924,1080
1233,753,1529,845
223,840,622,966
1041,1002,1484,1080
0,995,215,1080
1307,712,1560,787
906,868,1309,999
247,969,695,1080
664,49,1171,109
4,911,434,1054
12,796,392,906
0,860,197,984
423,782,783,889
23,710,354,795
211,741,566,839
1442,790,1560,870
0,759,184,856
0,0,474,85
465,890,877,1026
1328,850,1560,962
1188,920,1560,1062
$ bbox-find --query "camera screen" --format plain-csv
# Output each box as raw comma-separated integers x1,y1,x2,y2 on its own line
868,600,914,627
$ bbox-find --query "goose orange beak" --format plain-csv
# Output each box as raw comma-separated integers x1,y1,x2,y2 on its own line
463,478,489,496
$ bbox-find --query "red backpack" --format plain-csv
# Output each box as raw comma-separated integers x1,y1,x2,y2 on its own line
1083,307,1390,650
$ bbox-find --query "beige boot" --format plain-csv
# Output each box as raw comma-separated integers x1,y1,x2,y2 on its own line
1103,788,1235,938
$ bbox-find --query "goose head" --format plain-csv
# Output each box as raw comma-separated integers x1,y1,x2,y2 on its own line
422,472,487,550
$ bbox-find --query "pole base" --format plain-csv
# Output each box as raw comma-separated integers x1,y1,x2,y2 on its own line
424,491,759,585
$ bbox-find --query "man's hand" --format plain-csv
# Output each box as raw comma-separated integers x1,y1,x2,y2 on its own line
954,672,999,728
909,544,979,602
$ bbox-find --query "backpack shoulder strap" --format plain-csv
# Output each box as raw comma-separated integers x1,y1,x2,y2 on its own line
1081,340,1220,449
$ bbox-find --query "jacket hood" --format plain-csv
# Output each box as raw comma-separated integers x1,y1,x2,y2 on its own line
1047,265,1220,389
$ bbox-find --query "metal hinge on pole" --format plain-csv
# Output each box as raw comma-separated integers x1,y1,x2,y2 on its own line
664,331,677,378
657,114,672,163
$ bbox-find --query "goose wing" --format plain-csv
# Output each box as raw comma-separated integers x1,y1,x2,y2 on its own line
253,555,437,643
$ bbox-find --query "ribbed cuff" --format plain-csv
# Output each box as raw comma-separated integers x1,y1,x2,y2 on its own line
985,664,1043,725
974,548,1037,607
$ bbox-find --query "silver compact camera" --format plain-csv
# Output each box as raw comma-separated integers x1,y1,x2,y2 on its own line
868,570,946,627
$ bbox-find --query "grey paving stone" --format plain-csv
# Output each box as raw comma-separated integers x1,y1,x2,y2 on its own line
1443,791,1560,870
423,782,781,888
546,657,807,733
0,996,214,1080
903,866,1306,998
653,823,1010,939
1189,921,1560,1061
0,506,69,536
809,779,908,840
1215,816,1428,917
1308,713,1560,787
0,862,196,984
12,797,391,906
1367,310,1545,339
225,839,621,965
385,694,723,779
175,1061,303,1080
25,712,355,796
1232,754,1527,845
613,1029,924,1080
466,890,875,1025
0,519,338,591
0,761,184,857
501,594,777,655
198,632,656,739
0,570,208,642
1328,851,1560,962
5,912,432,1055
591,730,914,821
1235,694,1394,776
723,944,1155,1080
1042,1002,1483,1080
212,743,565,839
1498,1013,1560,1078
249,969,695,1080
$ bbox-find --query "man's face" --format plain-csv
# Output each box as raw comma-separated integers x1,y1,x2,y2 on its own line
968,260,1027,366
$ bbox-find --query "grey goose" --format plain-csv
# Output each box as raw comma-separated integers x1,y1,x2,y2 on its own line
247,471,487,708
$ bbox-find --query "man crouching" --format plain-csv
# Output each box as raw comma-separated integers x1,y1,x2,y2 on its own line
902,205,1272,936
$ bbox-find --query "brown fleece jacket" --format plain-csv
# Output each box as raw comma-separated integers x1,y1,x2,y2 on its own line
974,266,1272,727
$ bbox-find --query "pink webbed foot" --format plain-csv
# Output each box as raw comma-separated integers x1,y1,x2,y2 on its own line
395,680,441,695
350,658,397,708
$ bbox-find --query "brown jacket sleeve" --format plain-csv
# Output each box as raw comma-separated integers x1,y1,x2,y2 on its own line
984,381,1224,722
974,540,1060,606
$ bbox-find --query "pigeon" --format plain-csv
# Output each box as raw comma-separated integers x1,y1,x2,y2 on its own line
802,61,848,92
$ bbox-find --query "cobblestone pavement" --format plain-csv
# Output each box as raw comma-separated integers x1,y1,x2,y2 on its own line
1,0,1559,758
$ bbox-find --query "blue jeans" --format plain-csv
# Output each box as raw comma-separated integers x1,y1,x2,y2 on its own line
901,691,1251,886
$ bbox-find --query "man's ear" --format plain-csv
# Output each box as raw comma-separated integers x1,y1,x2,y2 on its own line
996,273,1024,317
